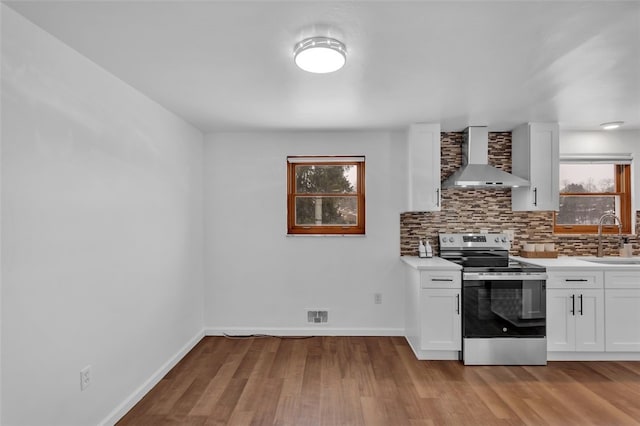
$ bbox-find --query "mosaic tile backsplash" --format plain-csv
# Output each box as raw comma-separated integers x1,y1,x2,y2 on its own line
400,132,639,257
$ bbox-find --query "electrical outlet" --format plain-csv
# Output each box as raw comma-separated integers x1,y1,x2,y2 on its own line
80,365,91,391
374,293,382,304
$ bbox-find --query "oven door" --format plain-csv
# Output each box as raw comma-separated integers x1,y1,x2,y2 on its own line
462,273,547,338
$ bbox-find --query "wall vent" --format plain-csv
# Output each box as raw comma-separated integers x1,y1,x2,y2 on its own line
307,310,328,323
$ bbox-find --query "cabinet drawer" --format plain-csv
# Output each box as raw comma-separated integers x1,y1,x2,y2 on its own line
605,271,640,289
421,271,461,289
547,270,604,289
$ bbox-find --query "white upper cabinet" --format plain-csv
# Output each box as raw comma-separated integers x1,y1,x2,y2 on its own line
407,123,441,212
512,123,559,211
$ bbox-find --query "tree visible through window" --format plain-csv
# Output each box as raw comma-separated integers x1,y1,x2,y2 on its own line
554,163,631,234
287,156,365,235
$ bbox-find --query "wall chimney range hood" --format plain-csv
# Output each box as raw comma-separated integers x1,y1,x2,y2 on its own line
441,126,530,189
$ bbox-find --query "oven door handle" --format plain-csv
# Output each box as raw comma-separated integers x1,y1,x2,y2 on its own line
463,273,548,281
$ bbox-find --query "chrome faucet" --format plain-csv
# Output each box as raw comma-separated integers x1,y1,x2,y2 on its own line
597,212,622,257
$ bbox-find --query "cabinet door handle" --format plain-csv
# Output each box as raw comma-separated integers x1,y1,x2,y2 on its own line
436,188,440,207
533,187,538,206
431,278,454,282
579,294,583,315
570,294,575,316
565,279,588,282
456,294,460,315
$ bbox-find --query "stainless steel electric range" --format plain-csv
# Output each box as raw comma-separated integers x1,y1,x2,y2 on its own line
439,233,548,365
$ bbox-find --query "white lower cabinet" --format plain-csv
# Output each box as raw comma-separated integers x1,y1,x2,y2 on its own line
547,267,640,360
547,289,604,352
605,271,640,352
420,288,461,351
547,270,605,355
404,265,461,360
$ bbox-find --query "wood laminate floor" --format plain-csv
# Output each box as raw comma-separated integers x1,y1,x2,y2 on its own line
117,336,640,426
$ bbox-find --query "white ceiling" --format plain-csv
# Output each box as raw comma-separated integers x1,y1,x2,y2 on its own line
4,0,640,132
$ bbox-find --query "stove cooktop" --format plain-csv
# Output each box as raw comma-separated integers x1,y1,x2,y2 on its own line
438,232,546,273
462,259,546,273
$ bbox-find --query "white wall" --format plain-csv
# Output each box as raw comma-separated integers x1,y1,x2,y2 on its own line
560,129,640,229
1,6,204,426
204,131,407,335
0,6,3,422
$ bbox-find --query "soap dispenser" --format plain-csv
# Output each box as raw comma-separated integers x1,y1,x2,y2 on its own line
620,237,633,257
418,240,427,258
425,239,433,258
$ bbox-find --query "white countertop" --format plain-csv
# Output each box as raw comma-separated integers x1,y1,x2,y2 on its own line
513,256,640,271
401,256,462,270
401,255,640,271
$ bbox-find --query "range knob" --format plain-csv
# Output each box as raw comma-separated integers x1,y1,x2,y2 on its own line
448,237,454,243
495,237,500,243
501,237,508,243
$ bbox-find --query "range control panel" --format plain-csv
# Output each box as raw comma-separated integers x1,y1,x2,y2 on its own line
439,233,510,250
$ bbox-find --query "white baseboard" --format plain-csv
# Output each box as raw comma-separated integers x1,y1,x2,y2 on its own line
547,351,640,361
405,336,460,360
99,329,205,426
205,327,404,337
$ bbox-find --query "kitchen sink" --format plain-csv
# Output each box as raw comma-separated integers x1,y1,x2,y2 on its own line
583,258,640,265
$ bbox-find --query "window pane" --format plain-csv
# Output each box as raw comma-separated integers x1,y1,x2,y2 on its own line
295,196,358,225
559,164,615,193
295,165,357,194
557,195,619,225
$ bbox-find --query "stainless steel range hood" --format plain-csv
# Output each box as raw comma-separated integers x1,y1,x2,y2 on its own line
441,126,530,189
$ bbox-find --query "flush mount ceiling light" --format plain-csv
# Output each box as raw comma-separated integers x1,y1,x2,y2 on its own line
294,37,346,74
600,121,624,130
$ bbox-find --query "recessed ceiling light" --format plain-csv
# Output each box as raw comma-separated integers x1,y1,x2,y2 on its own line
600,121,624,130
294,37,346,74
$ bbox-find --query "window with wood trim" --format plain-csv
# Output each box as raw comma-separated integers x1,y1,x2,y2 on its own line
287,156,365,235
554,162,631,234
